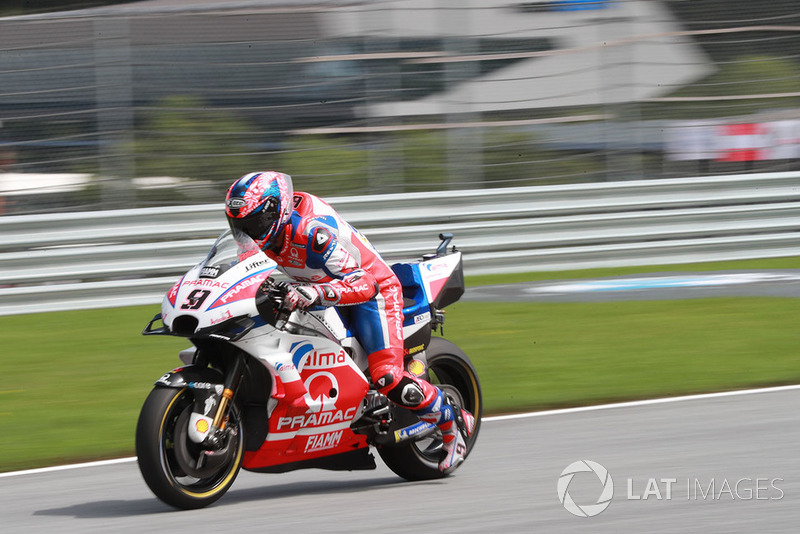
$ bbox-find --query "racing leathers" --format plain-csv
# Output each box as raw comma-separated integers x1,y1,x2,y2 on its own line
264,192,473,472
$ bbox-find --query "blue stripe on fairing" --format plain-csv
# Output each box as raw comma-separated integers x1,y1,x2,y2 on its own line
291,342,315,368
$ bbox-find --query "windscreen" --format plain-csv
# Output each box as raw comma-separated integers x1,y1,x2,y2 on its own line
199,228,266,277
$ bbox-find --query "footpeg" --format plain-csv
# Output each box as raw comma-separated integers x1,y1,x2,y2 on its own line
351,391,439,446
350,391,392,434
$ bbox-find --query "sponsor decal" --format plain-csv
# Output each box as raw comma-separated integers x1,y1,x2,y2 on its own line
424,260,450,274
210,308,233,325
303,350,348,369
304,430,343,452
275,362,297,373
188,413,214,443
407,359,426,376
274,363,365,431
195,418,210,434
387,285,404,340
345,283,372,294
274,345,368,434
422,259,455,302
226,197,247,210
183,278,229,289
276,407,357,430
394,421,435,442
199,266,221,279
244,258,270,272
403,344,426,356
207,269,271,309
303,371,338,412
188,381,220,390
414,311,432,324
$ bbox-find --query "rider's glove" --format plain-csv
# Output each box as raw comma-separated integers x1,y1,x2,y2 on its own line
283,285,319,311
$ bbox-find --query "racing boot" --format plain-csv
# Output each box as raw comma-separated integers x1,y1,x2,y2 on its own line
417,388,476,473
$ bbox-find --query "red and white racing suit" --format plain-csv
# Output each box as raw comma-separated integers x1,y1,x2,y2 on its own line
264,192,439,410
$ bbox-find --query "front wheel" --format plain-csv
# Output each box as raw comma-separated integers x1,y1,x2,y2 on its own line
378,337,482,480
136,387,244,509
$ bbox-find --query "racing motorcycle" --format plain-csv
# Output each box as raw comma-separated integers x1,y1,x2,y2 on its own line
136,229,481,509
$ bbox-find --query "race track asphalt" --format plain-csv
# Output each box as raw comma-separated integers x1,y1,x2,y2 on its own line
3,387,798,533
4,270,800,532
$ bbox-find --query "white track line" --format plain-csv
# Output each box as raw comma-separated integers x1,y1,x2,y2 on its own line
0,457,136,479
483,383,800,421
2,384,799,479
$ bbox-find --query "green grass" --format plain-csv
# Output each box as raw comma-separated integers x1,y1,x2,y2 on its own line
0,307,187,472
444,298,800,413
2,256,800,472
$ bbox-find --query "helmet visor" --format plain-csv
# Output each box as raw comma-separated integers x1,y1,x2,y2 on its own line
228,204,278,241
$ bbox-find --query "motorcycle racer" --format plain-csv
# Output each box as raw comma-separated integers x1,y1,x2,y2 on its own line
224,171,474,473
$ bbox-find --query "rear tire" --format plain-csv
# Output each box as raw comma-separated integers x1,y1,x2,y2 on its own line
136,387,243,509
378,337,482,480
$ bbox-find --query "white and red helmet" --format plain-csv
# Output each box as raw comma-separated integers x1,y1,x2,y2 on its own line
225,171,294,249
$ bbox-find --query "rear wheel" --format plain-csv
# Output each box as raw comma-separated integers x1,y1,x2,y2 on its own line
136,387,243,509
378,337,482,480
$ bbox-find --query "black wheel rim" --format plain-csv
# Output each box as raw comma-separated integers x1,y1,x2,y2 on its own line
159,389,242,498
411,354,481,465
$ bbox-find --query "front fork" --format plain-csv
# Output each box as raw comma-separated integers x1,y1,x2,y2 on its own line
188,354,245,451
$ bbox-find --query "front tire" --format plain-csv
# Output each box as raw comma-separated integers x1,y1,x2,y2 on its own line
378,337,482,480
136,387,243,509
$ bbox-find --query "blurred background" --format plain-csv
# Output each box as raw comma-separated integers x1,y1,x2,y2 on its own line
2,0,800,477
1,0,799,216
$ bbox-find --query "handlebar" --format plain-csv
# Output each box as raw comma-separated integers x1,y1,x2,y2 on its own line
255,278,292,327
